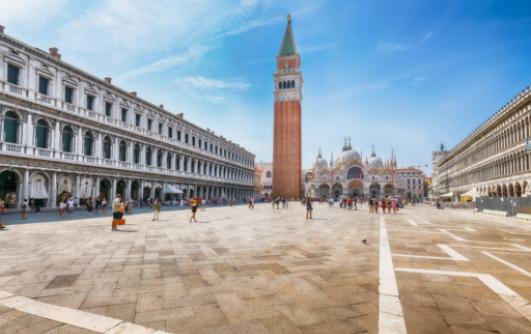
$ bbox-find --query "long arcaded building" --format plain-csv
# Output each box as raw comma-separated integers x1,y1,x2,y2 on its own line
0,25,255,209
433,85,531,200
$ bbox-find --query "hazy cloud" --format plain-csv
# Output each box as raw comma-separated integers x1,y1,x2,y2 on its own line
181,76,250,91
0,0,66,29
378,31,433,53
117,45,210,80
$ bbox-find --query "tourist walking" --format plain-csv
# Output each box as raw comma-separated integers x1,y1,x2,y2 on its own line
58,201,66,218
111,194,123,231
381,198,386,214
306,197,313,220
152,198,161,221
20,199,28,220
101,197,108,214
392,198,398,214
189,197,198,223
248,197,254,210
386,197,392,214
67,198,75,215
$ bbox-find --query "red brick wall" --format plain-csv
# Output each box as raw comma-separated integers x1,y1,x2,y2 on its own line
273,100,302,199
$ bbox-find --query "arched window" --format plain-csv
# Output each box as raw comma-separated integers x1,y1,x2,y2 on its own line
347,166,363,179
282,81,286,89
183,157,188,172
157,150,163,167
62,126,74,152
278,82,282,90
35,119,49,148
291,80,295,88
266,171,272,178
286,81,291,89
146,147,152,166
119,140,127,162
166,153,171,169
84,131,94,156
133,143,140,164
102,136,112,159
175,155,181,170
3,111,20,143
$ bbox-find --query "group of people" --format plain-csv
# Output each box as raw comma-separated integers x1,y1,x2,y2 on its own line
368,196,399,214
272,197,289,210
339,197,358,210
57,198,76,217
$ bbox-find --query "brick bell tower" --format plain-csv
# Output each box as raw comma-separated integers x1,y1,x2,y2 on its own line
273,14,303,199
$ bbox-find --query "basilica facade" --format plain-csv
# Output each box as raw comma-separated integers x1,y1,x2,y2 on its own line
0,26,255,210
305,138,424,200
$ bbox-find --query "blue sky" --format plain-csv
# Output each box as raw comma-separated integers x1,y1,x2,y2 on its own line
2,0,531,174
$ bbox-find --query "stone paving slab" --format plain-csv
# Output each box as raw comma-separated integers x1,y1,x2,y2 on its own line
0,203,531,333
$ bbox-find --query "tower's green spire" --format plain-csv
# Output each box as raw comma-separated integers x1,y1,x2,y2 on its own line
278,14,297,56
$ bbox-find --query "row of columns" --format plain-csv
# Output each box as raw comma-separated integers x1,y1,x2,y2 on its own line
10,168,255,209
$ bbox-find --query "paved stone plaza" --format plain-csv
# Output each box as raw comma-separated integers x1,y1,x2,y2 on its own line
0,204,531,333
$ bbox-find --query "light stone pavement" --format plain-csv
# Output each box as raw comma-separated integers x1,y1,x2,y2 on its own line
0,203,530,333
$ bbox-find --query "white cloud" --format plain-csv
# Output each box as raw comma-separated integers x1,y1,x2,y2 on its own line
378,31,433,53
58,0,248,56
222,16,283,36
0,0,66,29
181,76,250,91
117,45,210,80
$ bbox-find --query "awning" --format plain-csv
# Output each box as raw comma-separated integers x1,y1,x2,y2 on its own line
439,192,453,198
164,185,183,194
460,189,479,199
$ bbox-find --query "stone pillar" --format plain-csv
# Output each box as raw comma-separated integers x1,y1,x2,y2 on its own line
53,121,60,152
25,113,33,147
126,179,132,201
50,172,57,208
94,176,100,201
75,175,81,199
23,169,30,201
179,155,184,171
96,133,102,159
77,127,83,157
170,152,176,170
114,137,120,162
111,178,117,201
141,145,146,165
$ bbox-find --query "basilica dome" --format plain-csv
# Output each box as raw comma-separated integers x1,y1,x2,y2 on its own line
367,146,383,168
313,150,328,170
338,149,361,165
367,155,383,168
336,137,361,165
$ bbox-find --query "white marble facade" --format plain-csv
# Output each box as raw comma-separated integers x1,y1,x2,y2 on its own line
0,29,255,209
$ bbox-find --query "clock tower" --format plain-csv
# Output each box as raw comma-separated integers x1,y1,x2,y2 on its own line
272,15,303,199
